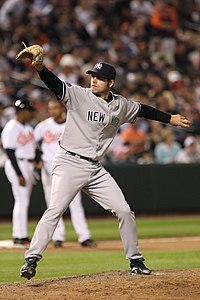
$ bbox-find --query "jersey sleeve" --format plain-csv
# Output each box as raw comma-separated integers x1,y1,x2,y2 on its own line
37,66,84,109
122,98,141,124
34,122,43,143
1,122,18,149
59,84,88,110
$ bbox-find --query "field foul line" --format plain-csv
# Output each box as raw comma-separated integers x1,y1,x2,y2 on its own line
0,237,200,249
140,237,200,243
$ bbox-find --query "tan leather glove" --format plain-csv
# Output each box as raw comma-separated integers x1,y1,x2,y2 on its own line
16,43,44,69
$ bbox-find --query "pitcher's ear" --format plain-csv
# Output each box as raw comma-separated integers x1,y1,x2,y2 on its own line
109,79,115,88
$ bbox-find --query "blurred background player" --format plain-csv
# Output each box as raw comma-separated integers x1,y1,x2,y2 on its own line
1,99,36,246
34,99,96,247
175,135,200,163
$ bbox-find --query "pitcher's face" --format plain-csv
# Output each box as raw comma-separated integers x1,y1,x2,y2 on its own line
90,75,114,99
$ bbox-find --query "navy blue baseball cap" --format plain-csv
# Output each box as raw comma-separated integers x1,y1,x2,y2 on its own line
15,99,35,111
86,62,116,80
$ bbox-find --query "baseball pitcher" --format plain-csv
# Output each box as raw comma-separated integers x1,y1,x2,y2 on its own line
16,44,190,279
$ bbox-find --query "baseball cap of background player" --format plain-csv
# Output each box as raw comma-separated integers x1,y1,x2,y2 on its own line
15,99,35,111
86,62,116,80
184,136,197,147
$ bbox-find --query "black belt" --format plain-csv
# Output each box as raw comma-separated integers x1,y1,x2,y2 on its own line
18,158,34,162
65,150,98,163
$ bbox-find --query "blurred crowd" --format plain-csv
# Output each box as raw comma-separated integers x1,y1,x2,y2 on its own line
1,0,200,166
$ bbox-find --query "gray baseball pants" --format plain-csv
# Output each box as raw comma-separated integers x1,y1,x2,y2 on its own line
25,147,142,261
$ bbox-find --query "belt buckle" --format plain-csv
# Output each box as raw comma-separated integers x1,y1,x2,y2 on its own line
75,154,81,159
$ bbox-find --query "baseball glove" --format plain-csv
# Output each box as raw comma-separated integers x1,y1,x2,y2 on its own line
16,43,44,67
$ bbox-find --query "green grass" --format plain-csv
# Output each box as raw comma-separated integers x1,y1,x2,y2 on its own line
1,215,200,241
0,250,199,282
136,215,200,238
0,215,199,282
146,250,200,270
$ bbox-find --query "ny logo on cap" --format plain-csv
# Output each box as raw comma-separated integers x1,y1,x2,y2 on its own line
95,63,103,70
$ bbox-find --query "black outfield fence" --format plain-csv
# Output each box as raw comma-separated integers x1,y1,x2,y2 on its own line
1,163,200,218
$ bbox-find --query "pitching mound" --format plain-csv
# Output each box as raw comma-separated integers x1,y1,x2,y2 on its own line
0,269,200,300
0,237,199,299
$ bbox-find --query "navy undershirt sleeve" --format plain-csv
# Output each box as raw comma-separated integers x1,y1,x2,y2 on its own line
138,104,171,124
38,67,63,99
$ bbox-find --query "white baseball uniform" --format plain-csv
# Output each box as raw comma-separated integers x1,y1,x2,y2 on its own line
34,117,92,243
1,119,35,239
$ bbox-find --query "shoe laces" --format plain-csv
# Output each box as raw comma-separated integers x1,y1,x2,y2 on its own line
130,258,146,269
26,257,38,267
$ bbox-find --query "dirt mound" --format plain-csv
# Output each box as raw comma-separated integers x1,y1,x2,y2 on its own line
0,237,200,299
0,269,200,300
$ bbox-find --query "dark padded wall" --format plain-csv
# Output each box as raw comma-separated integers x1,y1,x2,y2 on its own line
1,164,200,218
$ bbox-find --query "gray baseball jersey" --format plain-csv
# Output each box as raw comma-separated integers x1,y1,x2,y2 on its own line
59,84,141,161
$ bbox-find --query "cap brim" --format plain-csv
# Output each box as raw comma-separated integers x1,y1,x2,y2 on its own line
23,106,35,111
86,70,95,75
86,70,113,79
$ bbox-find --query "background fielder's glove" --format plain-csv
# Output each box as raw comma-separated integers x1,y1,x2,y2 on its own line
16,44,44,67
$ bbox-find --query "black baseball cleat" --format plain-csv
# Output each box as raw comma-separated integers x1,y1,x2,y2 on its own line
20,257,38,280
53,240,63,248
80,239,96,247
130,258,151,275
14,237,31,245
